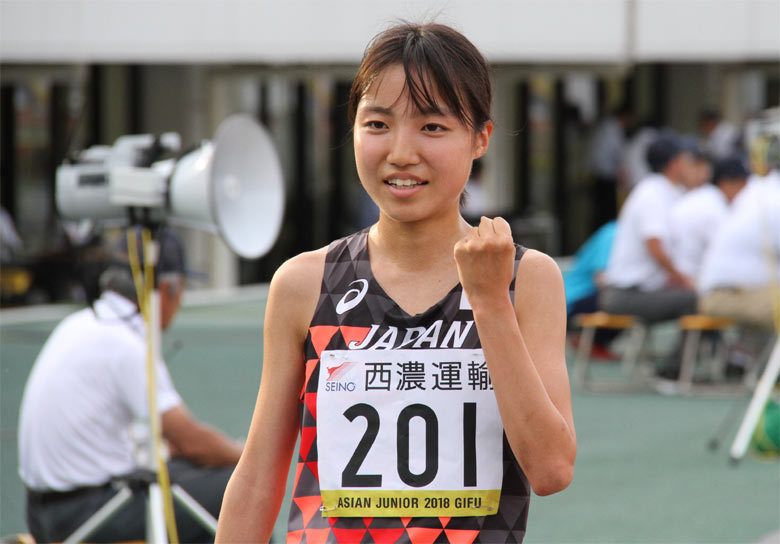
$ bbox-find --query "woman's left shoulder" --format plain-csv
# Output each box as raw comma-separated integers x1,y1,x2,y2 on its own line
516,248,564,284
513,248,565,312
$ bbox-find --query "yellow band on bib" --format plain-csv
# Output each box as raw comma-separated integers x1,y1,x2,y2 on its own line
320,489,500,517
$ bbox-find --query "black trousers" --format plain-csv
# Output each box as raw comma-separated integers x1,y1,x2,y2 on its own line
26,458,234,543
599,286,697,324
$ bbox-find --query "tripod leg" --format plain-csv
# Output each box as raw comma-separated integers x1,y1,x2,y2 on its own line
171,484,218,534
63,485,134,544
708,395,748,451
147,483,169,543
730,338,780,463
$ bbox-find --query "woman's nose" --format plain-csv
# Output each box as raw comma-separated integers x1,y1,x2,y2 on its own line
386,129,421,167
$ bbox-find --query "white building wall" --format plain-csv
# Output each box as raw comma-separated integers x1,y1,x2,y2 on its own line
635,0,780,62
4,0,776,65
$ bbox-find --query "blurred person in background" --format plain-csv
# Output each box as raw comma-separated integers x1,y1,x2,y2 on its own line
698,164,780,333
622,118,659,192
588,104,633,231
600,134,698,378
0,206,30,305
0,206,23,264
698,108,741,161
18,227,242,543
669,156,748,284
563,220,619,359
688,144,714,191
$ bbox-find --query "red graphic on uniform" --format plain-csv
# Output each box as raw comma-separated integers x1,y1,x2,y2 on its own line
326,362,351,381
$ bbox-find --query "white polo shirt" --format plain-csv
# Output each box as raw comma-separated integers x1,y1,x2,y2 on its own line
732,171,779,212
699,172,780,293
669,184,729,281
604,173,686,290
18,291,182,491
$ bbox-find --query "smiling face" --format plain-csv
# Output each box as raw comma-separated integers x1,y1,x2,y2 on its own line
354,64,492,225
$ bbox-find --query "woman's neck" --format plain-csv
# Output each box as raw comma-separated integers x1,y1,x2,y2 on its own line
368,210,472,271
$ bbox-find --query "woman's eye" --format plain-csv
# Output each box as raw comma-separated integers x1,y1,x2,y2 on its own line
422,123,446,133
365,121,387,130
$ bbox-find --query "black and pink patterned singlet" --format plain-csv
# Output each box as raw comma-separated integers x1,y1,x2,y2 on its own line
287,229,530,544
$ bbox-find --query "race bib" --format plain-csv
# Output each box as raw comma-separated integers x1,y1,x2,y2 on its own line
317,349,503,517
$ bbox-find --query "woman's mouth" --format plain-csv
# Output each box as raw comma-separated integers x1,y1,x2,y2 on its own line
384,177,428,188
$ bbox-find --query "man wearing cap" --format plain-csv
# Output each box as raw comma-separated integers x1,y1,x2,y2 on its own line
669,156,749,283
18,227,243,543
600,134,698,376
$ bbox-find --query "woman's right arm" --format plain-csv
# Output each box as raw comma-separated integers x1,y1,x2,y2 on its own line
216,249,325,543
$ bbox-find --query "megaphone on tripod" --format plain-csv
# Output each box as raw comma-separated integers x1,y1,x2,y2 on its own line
54,115,286,543
55,114,285,259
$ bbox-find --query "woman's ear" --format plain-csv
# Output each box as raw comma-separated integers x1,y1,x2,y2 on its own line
473,121,494,159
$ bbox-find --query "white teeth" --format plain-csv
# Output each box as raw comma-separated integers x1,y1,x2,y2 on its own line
386,178,421,187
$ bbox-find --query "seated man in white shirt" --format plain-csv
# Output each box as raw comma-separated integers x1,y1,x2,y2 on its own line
601,134,698,315
698,168,780,331
18,227,243,543
600,134,698,377
669,156,749,282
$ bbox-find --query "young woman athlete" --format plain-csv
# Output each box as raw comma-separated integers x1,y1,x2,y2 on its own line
216,22,576,544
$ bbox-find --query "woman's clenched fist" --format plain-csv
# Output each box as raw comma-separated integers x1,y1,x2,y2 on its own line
454,216,516,305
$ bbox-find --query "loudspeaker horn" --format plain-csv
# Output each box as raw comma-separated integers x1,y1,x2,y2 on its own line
168,115,285,259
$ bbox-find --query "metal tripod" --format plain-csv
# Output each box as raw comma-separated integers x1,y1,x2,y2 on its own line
63,473,217,544
729,337,780,463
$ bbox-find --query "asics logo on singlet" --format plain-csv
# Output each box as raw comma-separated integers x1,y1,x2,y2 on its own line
336,279,369,315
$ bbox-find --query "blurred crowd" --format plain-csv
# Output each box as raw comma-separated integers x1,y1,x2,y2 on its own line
567,107,779,381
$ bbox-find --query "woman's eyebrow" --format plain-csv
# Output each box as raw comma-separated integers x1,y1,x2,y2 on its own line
418,105,448,116
359,103,452,118
359,105,394,116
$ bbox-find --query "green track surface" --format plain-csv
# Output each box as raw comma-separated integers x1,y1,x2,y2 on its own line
1,296,778,543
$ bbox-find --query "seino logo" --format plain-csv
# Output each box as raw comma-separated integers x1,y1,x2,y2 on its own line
325,362,357,392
